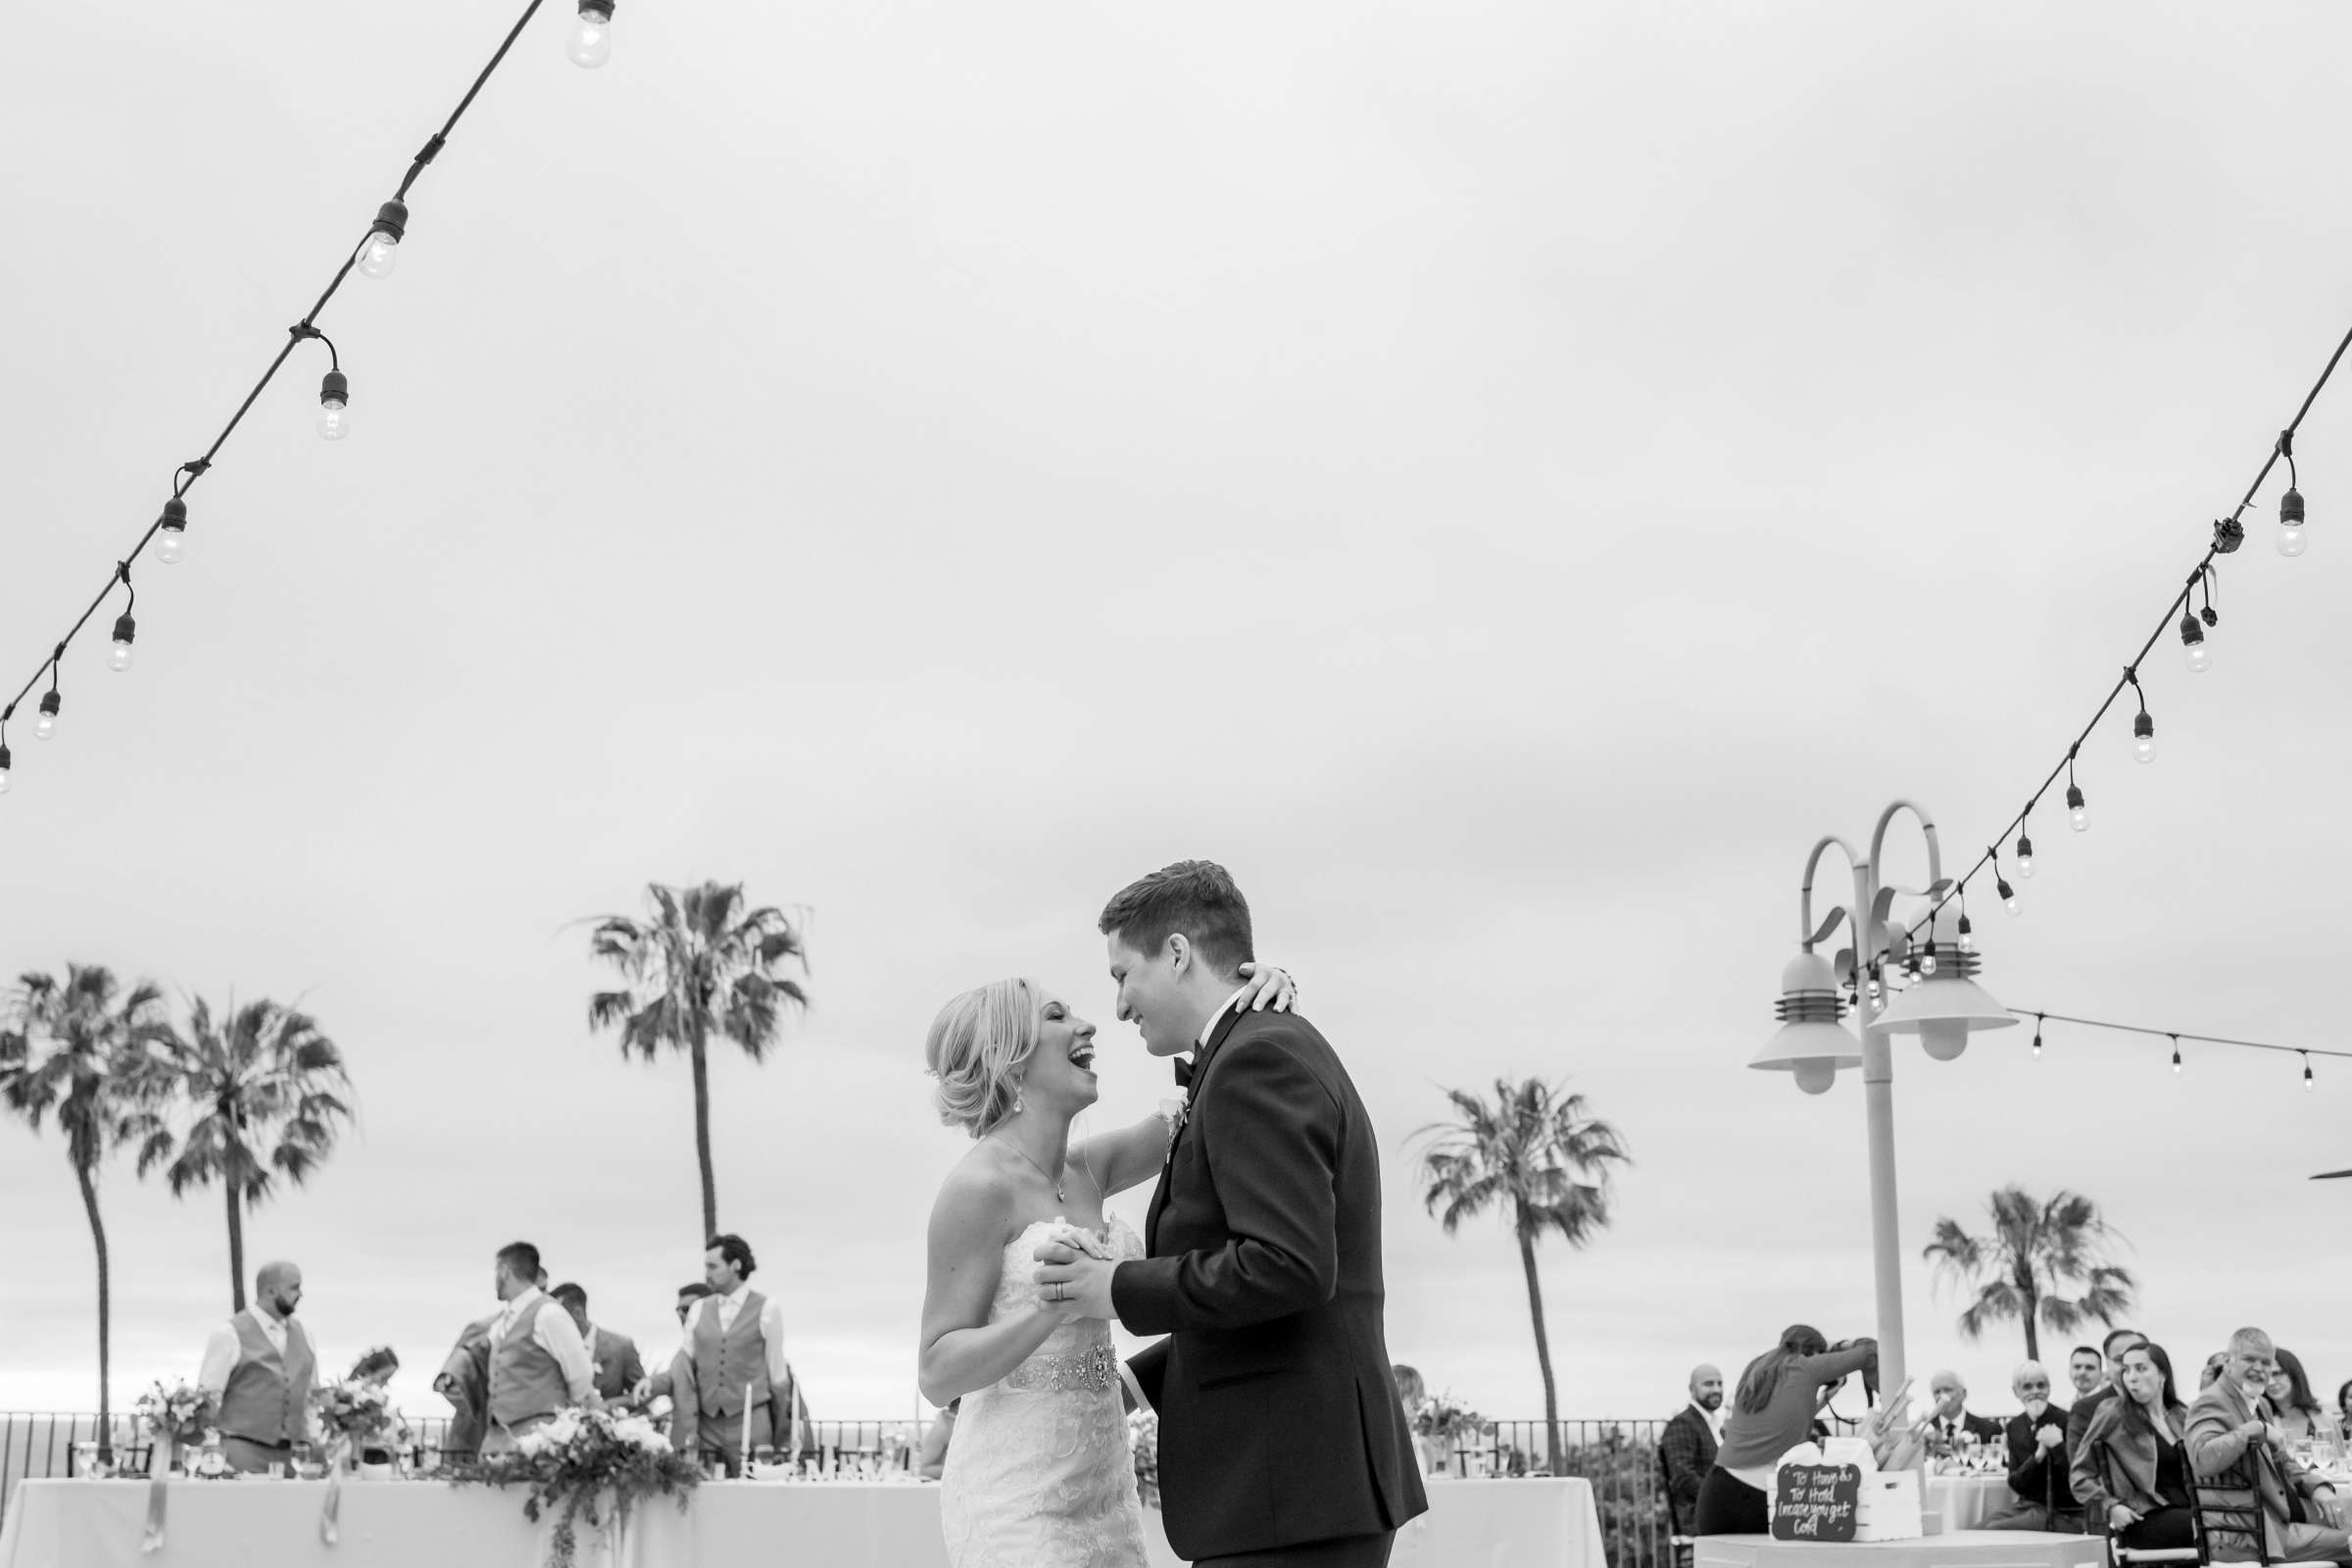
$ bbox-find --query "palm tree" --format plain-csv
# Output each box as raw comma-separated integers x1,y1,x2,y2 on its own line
1414,1077,1631,1476
133,998,355,1311
587,881,809,1243
0,965,172,1463
1922,1185,2137,1361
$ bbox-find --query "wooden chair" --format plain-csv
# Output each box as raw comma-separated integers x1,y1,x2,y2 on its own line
1656,1444,1695,1568
2096,1444,2203,1568
2188,1446,2352,1568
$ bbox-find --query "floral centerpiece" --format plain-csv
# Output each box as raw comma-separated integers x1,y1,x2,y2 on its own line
134,1380,218,1452
1412,1391,1484,1441
450,1407,701,1568
1129,1409,1160,1509
313,1376,409,1469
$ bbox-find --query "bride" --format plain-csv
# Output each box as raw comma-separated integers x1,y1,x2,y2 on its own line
918,967,1291,1568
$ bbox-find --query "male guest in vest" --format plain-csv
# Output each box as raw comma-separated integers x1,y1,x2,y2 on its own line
197,1259,319,1474
551,1282,645,1404
482,1241,596,1453
1036,860,1427,1566
670,1234,794,1473
1661,1364,1724,1534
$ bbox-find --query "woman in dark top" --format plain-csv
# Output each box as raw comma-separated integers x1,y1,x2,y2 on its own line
1693,1325,1878,1536
2077,1342,2194,1551
2268,1348,2333,1445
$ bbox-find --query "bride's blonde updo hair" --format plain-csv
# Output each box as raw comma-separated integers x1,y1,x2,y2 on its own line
924,978,1044,1137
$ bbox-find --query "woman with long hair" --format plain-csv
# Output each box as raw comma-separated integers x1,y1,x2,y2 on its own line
1692,1325,1878,1536
2268,1348,2335,1445
2075,1341,2194,1551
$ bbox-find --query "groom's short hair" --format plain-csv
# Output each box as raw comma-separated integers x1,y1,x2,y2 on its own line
1099,860,1254,978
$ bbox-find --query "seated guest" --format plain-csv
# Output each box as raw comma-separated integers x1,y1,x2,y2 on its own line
1984,1361,2079,1533
2268,1349,2335,1446
1661,1364,1725,1532
197,1260,319,1474
550,1283,645,1405
918,1398,958,1482
2338,1380,2352,1436
2067,1346,2106,1409
2077,1342,2195,1551
2186,1328,2349,1563
1924,1369,2004,1454
1694,1326,1877,1536
2067,1326,2147,1475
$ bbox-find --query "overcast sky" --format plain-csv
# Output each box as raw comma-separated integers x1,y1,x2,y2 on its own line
7,0,2352,1435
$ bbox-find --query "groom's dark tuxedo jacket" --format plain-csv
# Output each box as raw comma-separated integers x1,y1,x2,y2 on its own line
1113,1004,1428,1562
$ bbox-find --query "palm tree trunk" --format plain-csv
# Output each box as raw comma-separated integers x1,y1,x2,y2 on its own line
226,1181,247,1312
1516,1227,1563,1475
691,1023,717,1244
2020,1284,2039,1363
75,1159,114,1464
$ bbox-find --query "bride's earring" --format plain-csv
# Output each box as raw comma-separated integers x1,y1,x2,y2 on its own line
1012,1076,1025,1115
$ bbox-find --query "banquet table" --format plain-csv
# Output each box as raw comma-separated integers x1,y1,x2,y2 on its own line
1924,1475,2016,1534
0,1475,1604,1568
1695,1530,2105,1568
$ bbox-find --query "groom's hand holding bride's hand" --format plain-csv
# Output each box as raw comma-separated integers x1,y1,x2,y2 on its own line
1033,1241,1119,1322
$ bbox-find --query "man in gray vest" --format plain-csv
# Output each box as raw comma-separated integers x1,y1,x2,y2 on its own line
670,1233,794,1474
196,1259,319,1474
482,1241,596,1453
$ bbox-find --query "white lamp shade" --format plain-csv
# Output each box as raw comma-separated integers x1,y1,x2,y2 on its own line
1753,953,1863,1083
1873,973,2016,1047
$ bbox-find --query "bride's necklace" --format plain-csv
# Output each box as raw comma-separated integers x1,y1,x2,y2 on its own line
993,1133,1066,1201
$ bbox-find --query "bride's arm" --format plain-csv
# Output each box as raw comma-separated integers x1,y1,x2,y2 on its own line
1074,1113,1177,1199
917,1167,1075,1406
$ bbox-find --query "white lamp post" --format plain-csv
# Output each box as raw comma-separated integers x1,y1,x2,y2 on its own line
1750,801,2016,1401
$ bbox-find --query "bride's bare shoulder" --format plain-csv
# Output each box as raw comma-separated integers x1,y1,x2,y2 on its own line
927,1144,1014,1239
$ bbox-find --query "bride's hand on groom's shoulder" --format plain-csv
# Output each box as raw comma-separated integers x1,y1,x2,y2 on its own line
1235,961,1297,1014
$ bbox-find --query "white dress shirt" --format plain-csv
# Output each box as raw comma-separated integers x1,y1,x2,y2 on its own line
1693,1400,1725,1444
199,1305,295,1397
491,1287,594,1400
1196,985,1251,1052
681,1283,790,1389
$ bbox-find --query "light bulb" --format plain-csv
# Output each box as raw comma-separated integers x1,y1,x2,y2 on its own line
0,744,11,793
2171,1046,2182,1075
1999,877,2021,916
567,2,613,68
2278,486,2306,558
1792,1058,1838,1096
2031,1031,2043,1059
318,369,351,442
2017,834,2035,878
2132,714,2156,764
2304,1058,2316,1091
2066,784,2089,833
1918,951,1937,976
2279,523,2308,558
34,712,56,741
1921,1021,1968,1062
1958,922,1975,954
358,233,399,279
156,499,188,565
2184,640,2211,674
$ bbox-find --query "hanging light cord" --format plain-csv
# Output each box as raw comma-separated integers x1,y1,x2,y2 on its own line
2009,1007,2352,1064
0,0,551,730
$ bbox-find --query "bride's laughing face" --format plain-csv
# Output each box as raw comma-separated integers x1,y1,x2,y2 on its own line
1027,993,1102,1111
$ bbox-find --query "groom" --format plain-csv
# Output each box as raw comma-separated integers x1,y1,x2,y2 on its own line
1037,860,1427,1566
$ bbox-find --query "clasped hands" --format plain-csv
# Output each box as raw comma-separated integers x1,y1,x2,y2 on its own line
1032,1241,1119,1322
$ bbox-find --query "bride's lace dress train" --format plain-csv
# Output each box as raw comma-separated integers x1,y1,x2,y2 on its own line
939,1217,1150,1568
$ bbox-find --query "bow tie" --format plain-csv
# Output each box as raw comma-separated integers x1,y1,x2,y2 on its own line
1173,1055,1196,1090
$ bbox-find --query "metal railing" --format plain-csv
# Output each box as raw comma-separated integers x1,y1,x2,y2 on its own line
1,1410,1684,1566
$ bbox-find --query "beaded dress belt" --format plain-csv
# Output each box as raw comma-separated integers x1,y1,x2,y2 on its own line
1004,1344,1119,1393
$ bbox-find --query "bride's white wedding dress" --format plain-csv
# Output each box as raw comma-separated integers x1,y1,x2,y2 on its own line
940,1216,1150,1568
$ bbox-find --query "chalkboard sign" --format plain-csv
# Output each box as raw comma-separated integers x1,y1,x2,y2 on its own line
1771,1463,1861,1543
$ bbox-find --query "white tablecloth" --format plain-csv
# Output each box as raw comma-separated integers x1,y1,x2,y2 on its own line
1924,1474,2015,1533
0,1476,1603,1568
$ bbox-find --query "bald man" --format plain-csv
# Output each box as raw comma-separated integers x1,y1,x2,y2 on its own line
1984,1361,2081,1533
197,1261,320,1473
1661,1364,1725,1529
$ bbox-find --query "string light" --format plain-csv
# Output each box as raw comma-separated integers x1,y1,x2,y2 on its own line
0,0,584,799
2015,1008,2352,1088
2171,1035,2182,1074
1862,322,2352,974
2031,1015,2043,1059
107,566,136,674
357,200,409,280
2304,1052,2316,1090
2278,432,2308,557
2127,669,2155,764
567,0,614,68
1989,846,2021,915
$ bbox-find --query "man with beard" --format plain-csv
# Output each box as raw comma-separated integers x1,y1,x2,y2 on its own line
1661,1364,1725,1533
197,1260,320,1474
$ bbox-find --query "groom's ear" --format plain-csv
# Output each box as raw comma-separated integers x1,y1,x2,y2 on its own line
1164,933,1193,974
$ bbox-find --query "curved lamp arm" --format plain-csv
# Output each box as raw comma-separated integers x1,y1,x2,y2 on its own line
1868,800,1945,898
1799,835,1863,950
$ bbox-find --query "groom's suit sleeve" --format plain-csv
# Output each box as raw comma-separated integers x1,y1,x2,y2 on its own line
1111,1034,1340,1334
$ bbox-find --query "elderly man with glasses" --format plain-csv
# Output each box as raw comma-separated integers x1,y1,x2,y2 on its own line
1983,1361,2082,1533
2185,1327,2350,1562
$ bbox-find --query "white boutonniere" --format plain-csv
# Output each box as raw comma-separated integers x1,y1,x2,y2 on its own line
1159,1097,1189,1157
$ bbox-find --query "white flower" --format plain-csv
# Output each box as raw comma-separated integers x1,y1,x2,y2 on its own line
610,1416,666,1454
542,1409,586,1448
